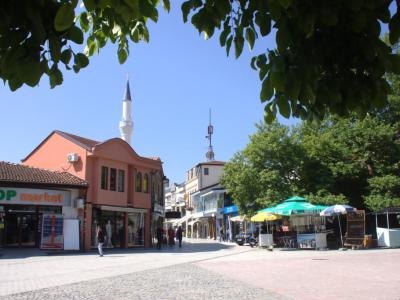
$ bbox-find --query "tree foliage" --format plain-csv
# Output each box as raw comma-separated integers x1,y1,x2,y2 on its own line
221,98,400,214
182,0,400,122
2,0,400,124
0,0,169,90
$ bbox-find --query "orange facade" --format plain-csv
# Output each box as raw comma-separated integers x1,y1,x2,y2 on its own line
22,131,164,250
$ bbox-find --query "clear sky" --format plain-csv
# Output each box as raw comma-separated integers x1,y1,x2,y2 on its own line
0,2,297,184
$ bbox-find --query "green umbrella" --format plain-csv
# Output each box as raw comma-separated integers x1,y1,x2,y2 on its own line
259,196,327,216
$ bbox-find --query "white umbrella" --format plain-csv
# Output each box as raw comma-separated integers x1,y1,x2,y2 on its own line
320,205,356,247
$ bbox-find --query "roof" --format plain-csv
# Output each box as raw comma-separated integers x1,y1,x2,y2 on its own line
22,130,100,162
196,160,225,167
0,161,88,187
147,156,161,161
124,79,132,101
55,130,100,150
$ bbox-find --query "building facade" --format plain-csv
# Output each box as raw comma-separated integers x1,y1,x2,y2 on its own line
21,81,165,250
164,161,225,237
0,161,88,250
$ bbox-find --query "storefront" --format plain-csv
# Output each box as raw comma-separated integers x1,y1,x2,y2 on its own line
0,186,84,249
90,205,147,248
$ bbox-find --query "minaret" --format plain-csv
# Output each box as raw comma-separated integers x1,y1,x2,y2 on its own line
205,108,215,161
119,78,133,145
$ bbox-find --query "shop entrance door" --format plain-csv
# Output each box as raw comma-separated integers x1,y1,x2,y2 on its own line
5,213,37,247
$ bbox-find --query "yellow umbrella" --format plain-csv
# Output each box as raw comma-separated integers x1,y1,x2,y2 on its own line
251,212,281,222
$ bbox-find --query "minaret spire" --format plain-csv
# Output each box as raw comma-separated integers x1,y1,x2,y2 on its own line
205,108,215,161
119,76,133,145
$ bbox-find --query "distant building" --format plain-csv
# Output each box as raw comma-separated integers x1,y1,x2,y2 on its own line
21,80,165,250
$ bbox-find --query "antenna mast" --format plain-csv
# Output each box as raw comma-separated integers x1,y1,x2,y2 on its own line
205,108,215,161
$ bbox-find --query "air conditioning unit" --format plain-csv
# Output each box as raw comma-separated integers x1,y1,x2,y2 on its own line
73,198,84,209
67,153,79,163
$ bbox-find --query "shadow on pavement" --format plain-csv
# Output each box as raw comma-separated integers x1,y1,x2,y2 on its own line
0,242,236,259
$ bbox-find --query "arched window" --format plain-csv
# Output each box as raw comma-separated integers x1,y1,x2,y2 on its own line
143,174,149,193
136,172,142,192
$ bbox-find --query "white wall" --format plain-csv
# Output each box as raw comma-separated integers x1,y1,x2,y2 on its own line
201,165,224,189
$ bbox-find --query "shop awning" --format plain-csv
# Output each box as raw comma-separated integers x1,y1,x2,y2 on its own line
100,205,147,213
188,219,199,226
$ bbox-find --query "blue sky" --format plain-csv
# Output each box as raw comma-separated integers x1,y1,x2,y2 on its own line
0,2,296,184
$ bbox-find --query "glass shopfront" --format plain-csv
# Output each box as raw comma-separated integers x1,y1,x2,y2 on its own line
0,205,61,248
127,212,145,246
91,208,125,248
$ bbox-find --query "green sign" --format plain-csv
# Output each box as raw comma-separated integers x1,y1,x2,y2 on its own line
0,189,17,201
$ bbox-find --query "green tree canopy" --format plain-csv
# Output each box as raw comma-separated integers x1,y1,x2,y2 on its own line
221,98,400,214
2,0,400,123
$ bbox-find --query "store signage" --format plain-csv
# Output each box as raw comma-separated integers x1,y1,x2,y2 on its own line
165,211,181,219
0,188,70,206
345,210,365,246
41,214,64,249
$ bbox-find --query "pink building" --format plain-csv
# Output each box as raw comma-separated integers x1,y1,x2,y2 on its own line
22,81,165,250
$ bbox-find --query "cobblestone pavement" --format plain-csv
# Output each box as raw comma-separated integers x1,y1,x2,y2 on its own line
1,263,287,300
1,241,399,300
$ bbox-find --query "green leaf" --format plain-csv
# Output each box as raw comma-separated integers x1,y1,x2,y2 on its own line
260,77,274,103
162,0,170,12
270,71,285,92
255,12,271,36
49,36,61,62
277,96,291,118
75,53,89,68
276,25,290,52
234,36,244,58
279,0,292,9
54,3,75,32
61,49,72,64
250,56,257,70
264,103,276,123
83,0,96,10
245,28,255,50
268,1,281,20
18,59,43,87
220,28,230,46
67,26,84,44
80,12,90,32
389,13,400,45
139,0,158,22
117,48,128,64
8,78,23,91
226,35,233,56
49,65,63,88
181,1,192,23
389,54,400,74
259,65,268,80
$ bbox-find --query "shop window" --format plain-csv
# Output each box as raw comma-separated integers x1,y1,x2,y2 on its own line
204,167,209,175
128,212,145,246
118,170,125,192
110,168,116,191
143,174,149,193
136,172,142,192
91,209,125,248
101,166,108,190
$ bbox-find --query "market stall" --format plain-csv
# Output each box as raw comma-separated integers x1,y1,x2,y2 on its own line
258,196,328,250
250,212,281,247
373,207,400,248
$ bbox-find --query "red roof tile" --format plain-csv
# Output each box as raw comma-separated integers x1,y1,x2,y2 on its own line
55,130,99,150
0,161,88,187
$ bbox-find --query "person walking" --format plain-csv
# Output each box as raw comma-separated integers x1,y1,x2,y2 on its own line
176,226,183,248
156,226,163,250
97,224,105,257
219,227,224,242
168,227,175,247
